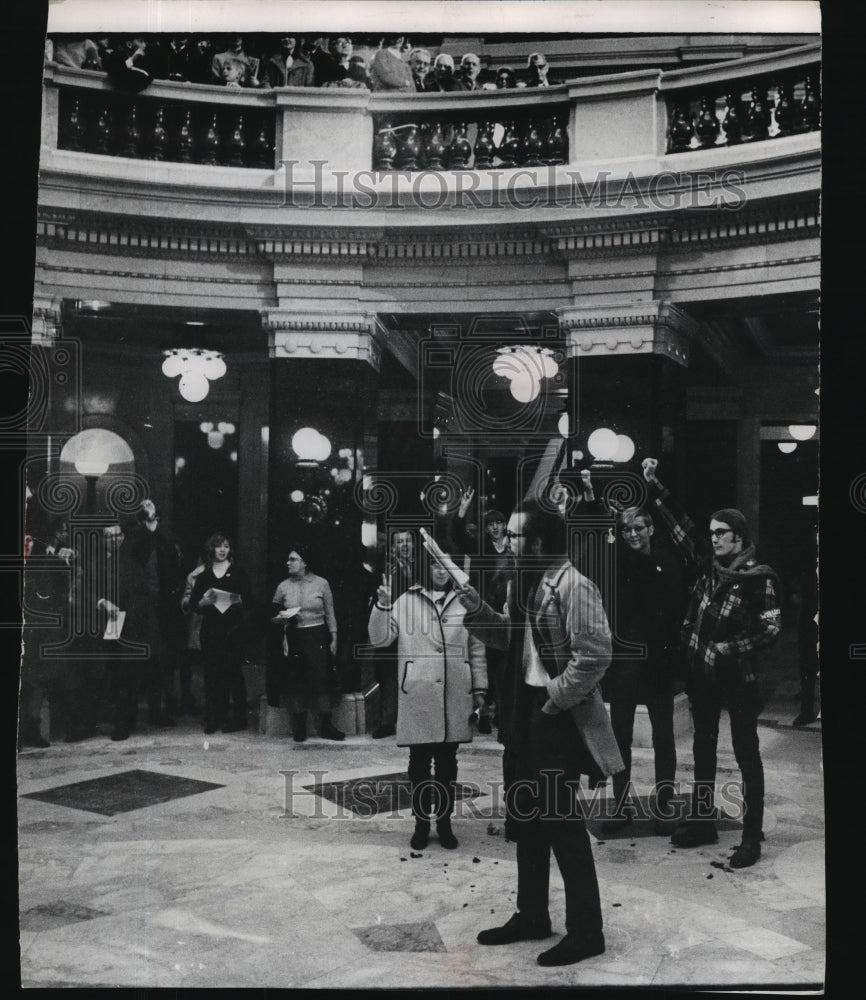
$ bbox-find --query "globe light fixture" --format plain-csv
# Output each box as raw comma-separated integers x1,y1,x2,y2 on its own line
587,427,619,462
777,441,798,454
613,434,635,463
788,424,817,441
558,413,570,437
291,427,331,464
493,345,559,404
162,348,227,401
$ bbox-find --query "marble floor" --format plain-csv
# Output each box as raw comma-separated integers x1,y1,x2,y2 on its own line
17,658,824,990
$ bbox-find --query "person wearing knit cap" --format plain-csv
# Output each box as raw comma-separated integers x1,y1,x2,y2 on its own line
642,459,781,869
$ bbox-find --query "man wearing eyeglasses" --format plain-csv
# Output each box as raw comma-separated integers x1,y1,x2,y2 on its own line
456,501,622,966
578,470,688,835
527,52,551,87
643,458,781,869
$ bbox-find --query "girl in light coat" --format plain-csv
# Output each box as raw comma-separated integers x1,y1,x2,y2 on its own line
369,551,487,850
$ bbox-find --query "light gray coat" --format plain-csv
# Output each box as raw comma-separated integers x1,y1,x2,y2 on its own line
368,585,487,746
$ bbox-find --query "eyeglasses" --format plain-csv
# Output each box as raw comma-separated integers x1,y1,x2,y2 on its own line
709,528,734,539
621,524,649,535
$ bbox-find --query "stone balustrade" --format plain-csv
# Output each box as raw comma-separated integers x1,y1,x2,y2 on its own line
43,42,820,176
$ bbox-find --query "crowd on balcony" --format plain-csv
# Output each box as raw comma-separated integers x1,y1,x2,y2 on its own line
46,33,557,92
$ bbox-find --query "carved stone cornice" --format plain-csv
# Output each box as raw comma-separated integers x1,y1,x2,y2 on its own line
558,301,698,367
262,311,381,370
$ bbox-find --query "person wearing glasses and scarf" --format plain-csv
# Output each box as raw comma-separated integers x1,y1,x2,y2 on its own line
642,458,781,869
526,51,551,87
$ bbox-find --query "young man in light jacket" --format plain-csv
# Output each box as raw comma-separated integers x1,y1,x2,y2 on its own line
455,500,622,968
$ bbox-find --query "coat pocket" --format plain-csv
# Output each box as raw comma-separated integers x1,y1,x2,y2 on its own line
400,660,414,693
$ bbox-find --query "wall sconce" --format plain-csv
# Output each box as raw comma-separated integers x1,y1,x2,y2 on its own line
778,442,798,454
788,424,817,441
292,427,331,465
493,345,559,404
161,348,227,402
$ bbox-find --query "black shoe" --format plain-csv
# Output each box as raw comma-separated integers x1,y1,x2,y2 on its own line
371,723,396,739
600,815,633,836
204,721,218,735
477,913,553,946
792,712,818,727
111,727,130,742
436,821,458,850
537,932,605,967
320,720,345,741
410,822,430,850
729,837,762,869
670,821,718,848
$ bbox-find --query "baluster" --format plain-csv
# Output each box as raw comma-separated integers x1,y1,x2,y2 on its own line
395,124,421,171
449,122,472,169
121,103,142,158
373,122,397,170
668,104,694,153
721,92,743,146
543,116,567,165
498,121,520,167
227,112,246,166
743,80,770,142
773,80,795,137
424,119,447,169
201,112,221,165
253,114,272,168
522,118,545,166
176,109,194,163
92,105,113,155
63,97,86,151
694,94,720,149
798,74,820,132
474,120,496,169
148,104,168,160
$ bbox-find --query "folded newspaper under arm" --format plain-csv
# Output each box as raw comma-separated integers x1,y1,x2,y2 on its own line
419,527,470,588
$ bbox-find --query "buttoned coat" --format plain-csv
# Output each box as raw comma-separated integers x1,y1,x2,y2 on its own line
465,560,624,777
368,585,487,746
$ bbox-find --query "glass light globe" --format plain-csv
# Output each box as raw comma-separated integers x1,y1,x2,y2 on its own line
510,370,541,403
777,442,797,454
588,427,618,461
203,354,227,380
613,434,635,463
558,413,569,437
788,424,816,441
162,352,185,377
178,372,210,402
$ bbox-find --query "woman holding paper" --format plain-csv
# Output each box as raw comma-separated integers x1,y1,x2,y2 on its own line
270,544,343,743
191,531,250,734
368,542,487,850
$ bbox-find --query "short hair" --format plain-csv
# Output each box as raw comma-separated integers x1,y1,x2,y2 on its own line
409,47,431,62
461,52,480,65
618,506,653,529
287,542,316,569
521,500,567,558
204,531,232,562
434,53,454,70
485,509,506,526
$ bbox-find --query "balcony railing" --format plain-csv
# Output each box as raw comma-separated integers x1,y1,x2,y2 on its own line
43,42,821,176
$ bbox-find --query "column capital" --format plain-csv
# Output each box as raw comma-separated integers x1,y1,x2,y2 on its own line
261,311,381,370
31,297,63,345
556,300,697,367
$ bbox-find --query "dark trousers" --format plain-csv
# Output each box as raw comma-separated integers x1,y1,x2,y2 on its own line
504,684,603,939
610,691,676,811
408,742,459,823
201,639,247,727
108,658,142,731
374,645,399,727
689,678,764,838
286,625,332,715
798,612,819,718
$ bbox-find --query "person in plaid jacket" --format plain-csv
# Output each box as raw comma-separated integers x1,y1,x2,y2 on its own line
642,458,781,869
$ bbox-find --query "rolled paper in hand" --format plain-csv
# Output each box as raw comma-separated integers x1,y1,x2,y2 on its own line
419,527,470,587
